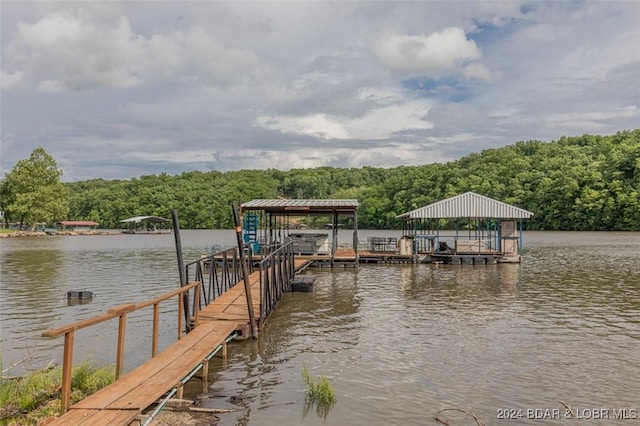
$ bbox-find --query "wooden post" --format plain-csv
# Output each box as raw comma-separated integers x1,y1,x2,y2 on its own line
106,304,135,379
177,384,184,400
60,331,74,412
193,283,200,328
177,294,183,340
353,210,359,262
152,303,159,357
332,210,338,266
232,203,258,338
202,361,209,393
116,314,127,379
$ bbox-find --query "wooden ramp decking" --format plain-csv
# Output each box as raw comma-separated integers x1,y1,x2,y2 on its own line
49,322,237,426
47,257,312,426
198,257,311,326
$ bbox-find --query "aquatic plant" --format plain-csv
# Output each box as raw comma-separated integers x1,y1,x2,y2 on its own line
302,365,336,406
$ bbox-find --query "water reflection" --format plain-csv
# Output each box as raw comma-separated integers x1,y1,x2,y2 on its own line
1,241,66,368
2,247,64,308
395,264,522,326
0,231,232,374
203,270,363,425
302,392,335,422
66,298,94,307
201,235,640,426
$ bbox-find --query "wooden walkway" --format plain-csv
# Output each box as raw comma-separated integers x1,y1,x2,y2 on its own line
298,247,414,265
47,258,311,426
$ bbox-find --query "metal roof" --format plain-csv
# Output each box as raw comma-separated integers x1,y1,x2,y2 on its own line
119,216,170,223
398,192,534,219
58,221,100,226
241,199,358,213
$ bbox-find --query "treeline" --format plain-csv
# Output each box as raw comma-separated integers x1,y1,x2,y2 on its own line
66,129,640,230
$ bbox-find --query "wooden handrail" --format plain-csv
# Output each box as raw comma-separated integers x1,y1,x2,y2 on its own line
108,303,137,315
41,312,119,338
135,282,200,310
41,281,201,412
42,282,200,338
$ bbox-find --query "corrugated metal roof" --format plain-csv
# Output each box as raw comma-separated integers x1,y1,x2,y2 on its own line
398,192,534,219
58,221,100,226
241,199,359,211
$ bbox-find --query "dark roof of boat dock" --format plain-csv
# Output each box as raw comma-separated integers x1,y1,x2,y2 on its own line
241,199,359,214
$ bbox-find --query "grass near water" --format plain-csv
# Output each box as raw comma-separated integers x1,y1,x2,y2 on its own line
0,359,115,425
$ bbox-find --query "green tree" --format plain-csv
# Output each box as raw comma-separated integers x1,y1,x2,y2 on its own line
60,129,639,231
0,148,69,230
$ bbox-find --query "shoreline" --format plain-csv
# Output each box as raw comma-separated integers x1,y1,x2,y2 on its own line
0,230,123,238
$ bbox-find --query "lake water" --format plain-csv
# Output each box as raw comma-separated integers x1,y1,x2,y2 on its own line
1,231,639,425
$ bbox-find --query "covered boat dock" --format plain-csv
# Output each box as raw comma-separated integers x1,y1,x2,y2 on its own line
57,220,100,231
240,199,359,266
120,216,171,234
398,192,534,263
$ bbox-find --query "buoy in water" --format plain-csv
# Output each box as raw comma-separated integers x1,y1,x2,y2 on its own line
66,291,94,305
67,291,94,299
291,275,316,292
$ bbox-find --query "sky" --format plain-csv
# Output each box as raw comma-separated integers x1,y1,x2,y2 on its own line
1,1,639,182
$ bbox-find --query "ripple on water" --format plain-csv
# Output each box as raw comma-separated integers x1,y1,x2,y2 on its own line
3,232,640,425
206,241,640,425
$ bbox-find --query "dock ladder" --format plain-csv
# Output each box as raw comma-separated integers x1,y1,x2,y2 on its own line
243,213,259,252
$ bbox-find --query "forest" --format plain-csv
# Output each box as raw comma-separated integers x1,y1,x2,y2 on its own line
59,129,640,231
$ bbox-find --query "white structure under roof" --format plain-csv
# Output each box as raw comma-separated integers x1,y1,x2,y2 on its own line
398,192,534,219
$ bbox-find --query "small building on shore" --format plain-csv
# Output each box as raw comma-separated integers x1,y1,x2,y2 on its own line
57,221,100,231
397,192,534,263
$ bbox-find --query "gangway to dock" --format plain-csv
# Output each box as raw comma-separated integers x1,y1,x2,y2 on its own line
48,320,238,425
42,246,311,426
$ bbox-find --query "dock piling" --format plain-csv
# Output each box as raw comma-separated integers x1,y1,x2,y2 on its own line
232,203,258,339
172,209,191,333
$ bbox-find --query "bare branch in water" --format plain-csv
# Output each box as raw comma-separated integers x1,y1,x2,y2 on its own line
558,400,580,426
438,408,487,426
434,415,452,425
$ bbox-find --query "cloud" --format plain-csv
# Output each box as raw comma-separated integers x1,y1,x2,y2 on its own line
256,114,350,140
2,9,263,91
1,1,639,182
0,68,25,90
462,63,496,81
544,106,640,133
373,27,485,78
254,95,432,140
